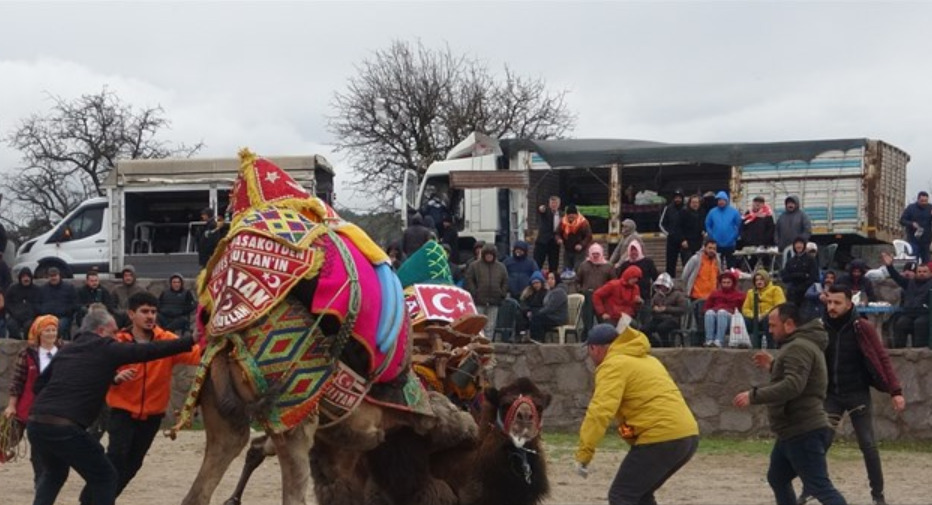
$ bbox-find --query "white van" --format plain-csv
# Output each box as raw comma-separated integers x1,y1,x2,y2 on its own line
14,197,111,278
12,154,335,279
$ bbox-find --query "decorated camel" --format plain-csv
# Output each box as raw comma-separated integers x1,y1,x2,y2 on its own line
173,150,478,505
223,241,499,505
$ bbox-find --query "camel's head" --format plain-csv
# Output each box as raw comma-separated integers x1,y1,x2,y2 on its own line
485,377,551,448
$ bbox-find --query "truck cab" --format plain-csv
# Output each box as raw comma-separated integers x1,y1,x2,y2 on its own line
13,154,335,279
14,197,110,278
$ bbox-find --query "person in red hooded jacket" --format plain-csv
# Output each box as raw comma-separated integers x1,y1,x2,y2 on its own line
702,270,745,347
593,265,643,326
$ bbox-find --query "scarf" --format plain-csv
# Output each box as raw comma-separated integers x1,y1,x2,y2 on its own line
743,204,773,224
561,213,589,236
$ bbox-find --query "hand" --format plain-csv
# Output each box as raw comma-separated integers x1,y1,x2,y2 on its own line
892,394,906,412
114,368,137,384
573,461,589,479
575,244,582,251
2,404,15,419
653,306,663,312
913,222,919,230
733,391,751,408
880,251,893,267
539,204,546,213
601,313,611,321
556,238,563,246
634,296,643,304
752,351,773,370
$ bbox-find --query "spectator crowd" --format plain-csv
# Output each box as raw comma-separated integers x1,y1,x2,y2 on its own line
1,266,196,341
393,190,932,349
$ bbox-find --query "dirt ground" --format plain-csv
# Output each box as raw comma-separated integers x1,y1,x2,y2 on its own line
2,430,929,505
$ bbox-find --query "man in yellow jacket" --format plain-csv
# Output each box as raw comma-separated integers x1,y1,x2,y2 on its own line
575,316,699,505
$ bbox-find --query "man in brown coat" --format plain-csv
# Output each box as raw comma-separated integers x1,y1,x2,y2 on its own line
465,243,509,337
559,205,593,270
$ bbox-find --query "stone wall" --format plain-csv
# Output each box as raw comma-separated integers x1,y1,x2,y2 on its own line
5,338,931,440
491,344,932,440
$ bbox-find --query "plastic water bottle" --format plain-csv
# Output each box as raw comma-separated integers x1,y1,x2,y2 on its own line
761,335,768,349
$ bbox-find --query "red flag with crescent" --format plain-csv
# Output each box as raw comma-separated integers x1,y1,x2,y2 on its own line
408,284,478,325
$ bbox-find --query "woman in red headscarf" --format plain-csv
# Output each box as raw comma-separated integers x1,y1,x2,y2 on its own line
3,315,60,479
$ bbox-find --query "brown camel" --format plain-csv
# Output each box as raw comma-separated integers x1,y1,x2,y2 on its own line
181,293,477,505
302,377,552,505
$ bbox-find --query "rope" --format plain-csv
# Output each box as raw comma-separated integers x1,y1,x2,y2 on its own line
0,416,26,464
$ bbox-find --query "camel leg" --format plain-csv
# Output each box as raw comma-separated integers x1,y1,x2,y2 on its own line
181,369,250,505
271,418,317,505
366,428,457,505
309,441,366,505
223,435,275,505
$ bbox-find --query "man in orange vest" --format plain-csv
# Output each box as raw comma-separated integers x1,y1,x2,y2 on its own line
79,291,201,504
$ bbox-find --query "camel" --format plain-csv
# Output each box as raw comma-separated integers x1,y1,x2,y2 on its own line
303,376,553,505
177,150,477,505
223,322,495,505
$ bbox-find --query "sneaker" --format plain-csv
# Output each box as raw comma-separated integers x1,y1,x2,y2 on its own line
872,496,888,505
796,493,812,505
711,341,722,348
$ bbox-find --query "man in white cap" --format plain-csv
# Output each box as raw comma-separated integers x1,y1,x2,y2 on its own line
574,315,699,505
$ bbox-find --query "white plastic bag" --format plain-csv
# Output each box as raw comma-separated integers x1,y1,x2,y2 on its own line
729,311,751,348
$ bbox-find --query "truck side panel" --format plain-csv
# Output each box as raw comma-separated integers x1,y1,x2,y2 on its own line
739,148,868,239
867,140,909,243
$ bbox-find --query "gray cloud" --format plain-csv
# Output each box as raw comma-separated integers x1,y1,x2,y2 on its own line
2,1,931,212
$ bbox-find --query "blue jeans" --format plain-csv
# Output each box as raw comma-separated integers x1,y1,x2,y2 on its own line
768,428,847,505
703,309,730,345
27,421,117,505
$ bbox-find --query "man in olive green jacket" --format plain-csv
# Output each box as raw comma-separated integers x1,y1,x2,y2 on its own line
733,303,847,505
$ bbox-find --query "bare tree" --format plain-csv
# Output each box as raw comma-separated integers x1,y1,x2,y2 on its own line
330,40,576,207
2,87,203,232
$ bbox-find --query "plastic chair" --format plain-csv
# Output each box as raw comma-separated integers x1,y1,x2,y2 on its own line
672,299,705,347
493,298,521,343
131,222,154,254
893,239,915,259
819,243,838,270
553,293,585,344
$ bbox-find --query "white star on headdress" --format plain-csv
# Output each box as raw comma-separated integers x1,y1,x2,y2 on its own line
265,171,280,183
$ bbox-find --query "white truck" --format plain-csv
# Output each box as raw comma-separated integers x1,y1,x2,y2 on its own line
404,134,909,266
14,155,334,279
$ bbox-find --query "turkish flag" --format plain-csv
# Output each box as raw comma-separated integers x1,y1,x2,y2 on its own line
411,285,478,324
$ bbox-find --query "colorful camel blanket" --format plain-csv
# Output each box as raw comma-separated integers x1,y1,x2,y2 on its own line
231,297,334,431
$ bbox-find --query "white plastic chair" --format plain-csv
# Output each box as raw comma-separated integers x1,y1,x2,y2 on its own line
131,222,154,254
893,239,915,259
553,293,585,344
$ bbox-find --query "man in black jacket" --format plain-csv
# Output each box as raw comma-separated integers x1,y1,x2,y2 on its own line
157,273,196,335
660,189,687,276
899,191,932,264
534,195,562,273
6,267,41,339
37,267,78,340
881,251,932,347
26,308,196,505
76,269,117,327
796,285,905,505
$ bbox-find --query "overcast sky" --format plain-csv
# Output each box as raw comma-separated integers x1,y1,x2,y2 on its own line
1,1,930,212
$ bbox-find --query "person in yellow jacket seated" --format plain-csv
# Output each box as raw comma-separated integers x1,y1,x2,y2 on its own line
742,270,786,349
574,315,700,505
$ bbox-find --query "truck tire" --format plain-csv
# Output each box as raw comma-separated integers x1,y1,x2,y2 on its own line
34,261,74,279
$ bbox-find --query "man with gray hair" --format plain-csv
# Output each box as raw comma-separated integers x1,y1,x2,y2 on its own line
26,306,197,505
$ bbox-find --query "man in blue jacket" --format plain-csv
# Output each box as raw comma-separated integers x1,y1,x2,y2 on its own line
503,241,539,299
704,191,741,268
899,191,932,263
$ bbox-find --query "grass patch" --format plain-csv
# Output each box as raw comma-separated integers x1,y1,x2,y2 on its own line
542,433,932,460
